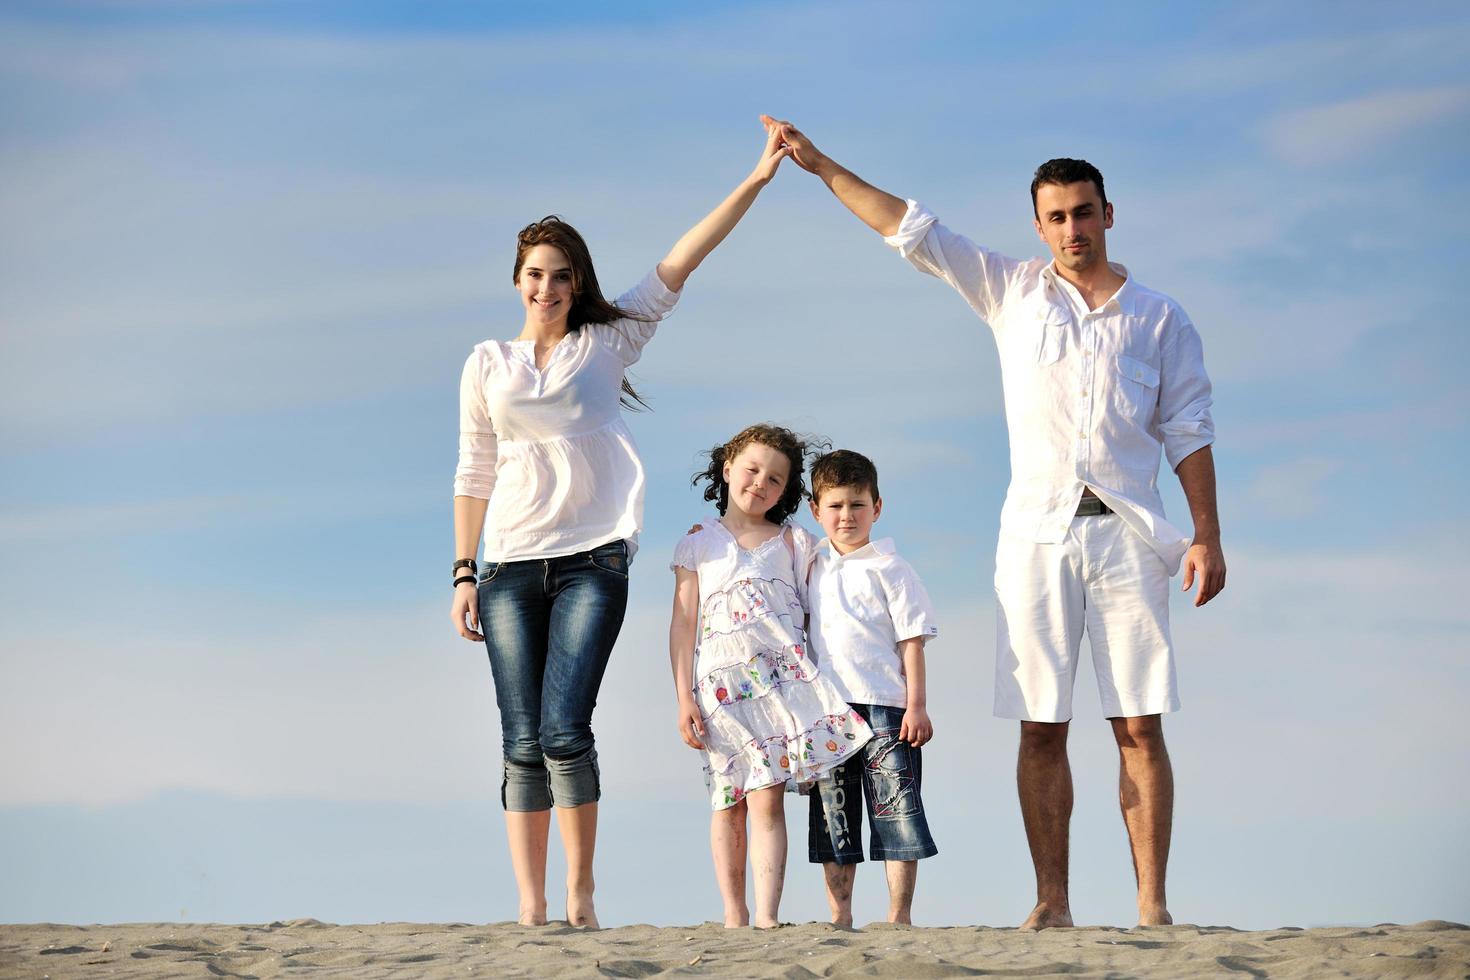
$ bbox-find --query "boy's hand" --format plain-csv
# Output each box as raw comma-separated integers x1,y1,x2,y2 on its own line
677,696,706,750
899,706,933,747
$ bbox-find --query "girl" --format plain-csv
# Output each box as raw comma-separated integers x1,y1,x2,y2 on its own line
451,124,791,929
669,424,873,928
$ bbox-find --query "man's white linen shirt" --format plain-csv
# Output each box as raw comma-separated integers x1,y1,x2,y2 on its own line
808,537,939,710
454,269,680,563
884,201,1215,574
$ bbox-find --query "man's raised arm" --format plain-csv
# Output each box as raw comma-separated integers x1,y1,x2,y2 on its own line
761,114,906,237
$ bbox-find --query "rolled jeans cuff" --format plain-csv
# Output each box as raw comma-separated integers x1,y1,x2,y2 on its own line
502,758,552,812
501,747,601,812
548,745,601,809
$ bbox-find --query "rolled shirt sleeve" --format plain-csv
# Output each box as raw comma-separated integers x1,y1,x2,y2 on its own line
597,268,683,366
453,347,498,499
880,558,939,645
1157,317,1215,471
883,199,1018,326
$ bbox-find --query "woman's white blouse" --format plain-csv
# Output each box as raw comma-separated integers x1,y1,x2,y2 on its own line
454,269,681,562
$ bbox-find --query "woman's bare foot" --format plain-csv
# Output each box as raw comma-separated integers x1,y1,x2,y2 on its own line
1019,900,1073,930
753,916,781,929
518,902,548,926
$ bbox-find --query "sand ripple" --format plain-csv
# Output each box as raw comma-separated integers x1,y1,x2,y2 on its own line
3,919,1466,978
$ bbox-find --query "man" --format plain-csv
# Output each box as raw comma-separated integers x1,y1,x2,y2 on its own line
762,115,1226,929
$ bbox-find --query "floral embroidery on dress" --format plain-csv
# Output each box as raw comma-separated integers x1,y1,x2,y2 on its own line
673,518,874,810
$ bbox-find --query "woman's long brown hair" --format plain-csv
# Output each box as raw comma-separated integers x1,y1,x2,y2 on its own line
513,215,651,410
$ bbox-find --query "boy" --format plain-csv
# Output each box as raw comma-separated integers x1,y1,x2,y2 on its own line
805,449,939,926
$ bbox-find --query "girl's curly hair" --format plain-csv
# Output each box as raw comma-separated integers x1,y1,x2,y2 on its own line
691,423,828,526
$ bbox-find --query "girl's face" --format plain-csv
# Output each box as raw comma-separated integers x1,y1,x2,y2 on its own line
722,442,792,521
516,243,575,329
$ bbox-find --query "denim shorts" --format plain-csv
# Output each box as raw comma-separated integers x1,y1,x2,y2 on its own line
807,702,938,864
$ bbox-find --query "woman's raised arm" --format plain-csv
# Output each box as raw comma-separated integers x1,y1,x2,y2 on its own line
655,120,789,293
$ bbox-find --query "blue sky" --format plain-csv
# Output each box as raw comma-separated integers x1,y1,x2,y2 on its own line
2,0,1468,928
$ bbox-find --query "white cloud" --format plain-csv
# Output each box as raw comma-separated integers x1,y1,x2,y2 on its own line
1244,457,1343,518
1265,86,1470,166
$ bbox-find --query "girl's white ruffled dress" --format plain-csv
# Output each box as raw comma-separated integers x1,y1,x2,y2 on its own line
672,518,873,810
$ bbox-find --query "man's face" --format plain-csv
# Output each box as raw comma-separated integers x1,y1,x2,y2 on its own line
1033,180,1113,274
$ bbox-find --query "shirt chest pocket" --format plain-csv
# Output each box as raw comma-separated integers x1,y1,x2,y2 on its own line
1112,353,1160,424
1042,308,1070,364
1028,307,1067,365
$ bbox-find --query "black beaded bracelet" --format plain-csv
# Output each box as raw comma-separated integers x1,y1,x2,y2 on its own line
453,574,477,588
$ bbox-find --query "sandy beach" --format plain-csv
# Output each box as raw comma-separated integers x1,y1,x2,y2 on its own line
3,918,1466,978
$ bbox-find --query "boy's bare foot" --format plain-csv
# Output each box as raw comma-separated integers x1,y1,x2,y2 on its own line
566,889,598,929
1019,900,1073,930
1137,904,1172,927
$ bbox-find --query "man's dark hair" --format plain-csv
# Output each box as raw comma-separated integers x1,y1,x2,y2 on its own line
810,449,880,504
1030,158,1107,216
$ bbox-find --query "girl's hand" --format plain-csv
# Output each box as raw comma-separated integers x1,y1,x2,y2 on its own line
749,118,792,186
677,697,706,750
451,582,483,642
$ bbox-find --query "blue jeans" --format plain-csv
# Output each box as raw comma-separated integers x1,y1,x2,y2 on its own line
477,539,629,811
808,703,939,863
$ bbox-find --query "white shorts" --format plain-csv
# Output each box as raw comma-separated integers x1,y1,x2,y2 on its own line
992,514,1178,723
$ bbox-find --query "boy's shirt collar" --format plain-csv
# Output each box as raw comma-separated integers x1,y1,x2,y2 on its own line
818,536,896,562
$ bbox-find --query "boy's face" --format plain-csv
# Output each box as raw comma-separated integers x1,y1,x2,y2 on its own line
811,485,882,555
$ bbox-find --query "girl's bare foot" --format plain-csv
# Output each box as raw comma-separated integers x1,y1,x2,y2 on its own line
1019,900,1073,930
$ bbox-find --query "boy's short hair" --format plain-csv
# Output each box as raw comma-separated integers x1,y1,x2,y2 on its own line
810,449,881,504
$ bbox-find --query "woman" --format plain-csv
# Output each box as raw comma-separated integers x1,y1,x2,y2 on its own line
451,123,790,927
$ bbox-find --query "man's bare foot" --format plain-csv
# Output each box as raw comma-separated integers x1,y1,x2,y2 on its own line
1019,900,1074,930
1137,904,1172,926
830,913,853,928
566,889,598,929
724,906,749,928
888,911,912,925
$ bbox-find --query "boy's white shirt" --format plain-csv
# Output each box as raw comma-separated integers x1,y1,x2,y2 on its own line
807,536,939,709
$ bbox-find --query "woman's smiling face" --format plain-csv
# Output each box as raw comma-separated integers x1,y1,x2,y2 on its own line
516,243,575,328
